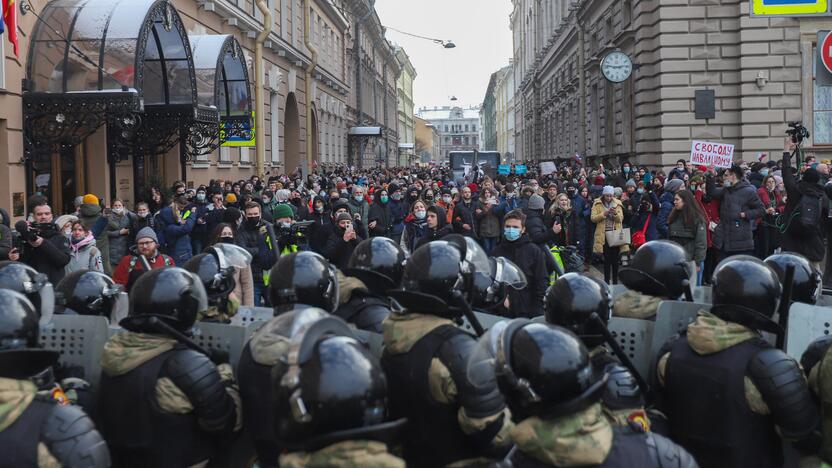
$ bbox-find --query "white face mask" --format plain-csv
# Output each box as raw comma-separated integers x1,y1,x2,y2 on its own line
64,228,72,236
112,208,124,215
415,210,426,220
443,196,452,204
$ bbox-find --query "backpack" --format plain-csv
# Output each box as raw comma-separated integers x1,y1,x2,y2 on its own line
797,191,821,233
631,214,651,250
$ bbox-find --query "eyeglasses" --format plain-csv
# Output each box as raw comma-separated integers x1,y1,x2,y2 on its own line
137,240,155,247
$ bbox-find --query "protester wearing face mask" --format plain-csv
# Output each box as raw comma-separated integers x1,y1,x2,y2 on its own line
591,186,629,284
65,221,104,274
414,205,453,250
348,185,370,224
387,184,408,245
400,200,429,256
106,199,137,271
323,212,363,270
452,186,480,239
368,189,392,238
491,209,548,318
755,175,785,259
705,164,764,261
132,202,155,240
55,214,79,241
234,202,277,306
306,196,332,254
476,188,502,254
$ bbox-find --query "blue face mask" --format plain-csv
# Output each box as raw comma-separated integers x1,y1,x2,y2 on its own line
504,227,521,242
623,167,631,173
760,169,769,177
637,188,645,194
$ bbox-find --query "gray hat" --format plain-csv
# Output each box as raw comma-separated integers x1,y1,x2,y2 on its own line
528,194,545,211
136,227,158,244
336,212,352,223
664,178,684,193
602,185,615,196
625,179,637,188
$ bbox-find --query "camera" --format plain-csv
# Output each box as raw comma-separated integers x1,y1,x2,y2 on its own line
786,121,810,145
276,220,313,247
14,221,56,244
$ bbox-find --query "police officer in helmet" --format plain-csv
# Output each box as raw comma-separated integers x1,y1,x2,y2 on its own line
614,241,692,320
544,273,648,427
183,243,253,323
467,320,696,467
0,289,110,467
655,256,819,468
237,251,340,467
764,251,821,305
0,260,55,323
337,236,405,333
97,267,242,467
272,316,406,467
383,240,513,467
55,269,127,322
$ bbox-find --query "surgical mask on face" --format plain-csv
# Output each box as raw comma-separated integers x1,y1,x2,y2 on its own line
112,208,124,215
64,227,72,237
760,169,769,177
381,196,389,203
196,193,206,202
504,227,521,242
392,193,403,201
280,221,292,229
637,188,645,194
354,195,364,202
414,210,426,220
315,205,324,213
246,217,260,227
623,167,631,173
724,180,733,188
262,198,271,204
138,211,148,218
443,196,452,204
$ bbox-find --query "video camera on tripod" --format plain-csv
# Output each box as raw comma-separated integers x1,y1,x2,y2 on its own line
786,121,810,146
276,220,313,247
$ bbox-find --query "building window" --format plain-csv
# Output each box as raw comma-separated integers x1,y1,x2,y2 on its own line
622,0,632,28
814,50,832,145
240,147,251,165
219,146,232,164
465,124,469,132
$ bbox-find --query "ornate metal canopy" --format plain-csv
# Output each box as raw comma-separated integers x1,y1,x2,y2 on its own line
189,34,253,154
23,0,218,161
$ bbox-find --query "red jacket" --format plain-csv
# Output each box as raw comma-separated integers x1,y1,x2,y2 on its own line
112,252,174,292
756,187,785,218
695,189,720,249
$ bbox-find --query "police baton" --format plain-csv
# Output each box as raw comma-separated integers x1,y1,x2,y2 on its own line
451,291,485,337
775,264,796,350
589,313,652,403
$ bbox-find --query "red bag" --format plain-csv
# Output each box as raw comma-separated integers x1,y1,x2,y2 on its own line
631,214,651,250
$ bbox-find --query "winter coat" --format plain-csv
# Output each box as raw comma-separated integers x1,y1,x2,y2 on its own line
668,216,708,263
106,211,136,266
570,195,591,249
322,225,363,270
235,220,277,284
112,247,175,292
656,192,676,238
413,205,453,250
368,199,393,237
78,203,110,274
66,234,104,274
0,224,11,260
491,234,548,318
705,178,764,253
629,210,660,244
305,202,333,254
524,208,555,246
476,197,502,238
158,206,197,264
590,198,630,255
20,223,71,284
452,199,480,238
548,208,575,247
347,198,370,224
400,215,428,256
696,189,719,249
231,265,254,307
389,199,409,237
781,152,827,261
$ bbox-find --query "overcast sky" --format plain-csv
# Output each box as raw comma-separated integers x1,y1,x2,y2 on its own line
374,0,513,111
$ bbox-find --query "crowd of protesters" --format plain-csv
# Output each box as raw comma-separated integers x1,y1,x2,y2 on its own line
2,137,830,316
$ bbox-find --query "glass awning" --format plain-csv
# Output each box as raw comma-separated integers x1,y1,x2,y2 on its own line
189,35,251,121
27,0,196,107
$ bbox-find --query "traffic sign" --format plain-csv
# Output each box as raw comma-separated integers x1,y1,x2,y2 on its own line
751,0,829,16
818,31,832,85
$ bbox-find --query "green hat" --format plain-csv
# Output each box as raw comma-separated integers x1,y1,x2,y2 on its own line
274,204,294,219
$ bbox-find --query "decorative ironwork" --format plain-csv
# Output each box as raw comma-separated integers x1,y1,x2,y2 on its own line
183,121,221,161
22,92,141,161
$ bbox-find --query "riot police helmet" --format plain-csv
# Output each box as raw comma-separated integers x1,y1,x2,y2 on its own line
273,316,404,450
711,255,781,334
120,267,208,334
56,270,126,319
468,320,606,422
0,261,54,324
268,251,339,314
345,237,406,293
544,273,611,348
619,240,692,299
764,252,821,305
182,244,246,301
388,240,467,318
0,289,59,379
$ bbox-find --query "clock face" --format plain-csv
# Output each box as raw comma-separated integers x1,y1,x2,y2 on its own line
601,51,633,83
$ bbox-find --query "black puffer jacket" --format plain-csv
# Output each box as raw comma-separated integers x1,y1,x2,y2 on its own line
414,205,454,250
705,177,764,253
20,223,71,284
491,234,548,318
781,152,828,261
368,197,392,237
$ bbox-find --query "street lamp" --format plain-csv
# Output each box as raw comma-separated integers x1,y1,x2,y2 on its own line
386,26,456,49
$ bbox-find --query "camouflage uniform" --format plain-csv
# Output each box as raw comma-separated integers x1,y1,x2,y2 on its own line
197,297,241,323
100,331,242,433
808,346,832,463
510,403,613,466
382,311,513,465
279,440,405,468
613,290,663,320
0,378,60,467
656,311,769,413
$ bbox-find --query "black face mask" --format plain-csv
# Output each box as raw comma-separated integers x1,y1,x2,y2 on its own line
245,217,260,228
219,236,234,244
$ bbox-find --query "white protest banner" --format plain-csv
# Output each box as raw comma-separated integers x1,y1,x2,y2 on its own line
690,140,734,168
540,161,557,175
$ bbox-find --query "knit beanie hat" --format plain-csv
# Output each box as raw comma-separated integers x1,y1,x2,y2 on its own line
528,194,545,210
136,227,158,244
82,194,99,205
273,204,294,220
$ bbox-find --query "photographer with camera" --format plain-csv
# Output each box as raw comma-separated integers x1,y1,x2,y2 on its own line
782,133,827,269
15,200,71,284
273,204,311,255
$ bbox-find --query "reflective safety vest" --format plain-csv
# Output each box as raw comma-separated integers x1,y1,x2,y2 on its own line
548,245,566,285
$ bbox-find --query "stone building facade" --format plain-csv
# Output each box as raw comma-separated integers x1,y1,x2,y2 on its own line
395,46,417,166
414,115,441,164
481,71,499,151
511,0,832,169
0,0,406,217
416,106,481,161
495,64,516,162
